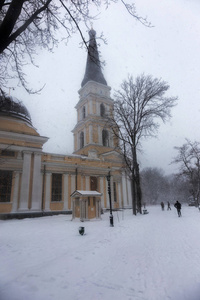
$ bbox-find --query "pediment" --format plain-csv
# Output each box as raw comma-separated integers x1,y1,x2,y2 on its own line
100,150,123,162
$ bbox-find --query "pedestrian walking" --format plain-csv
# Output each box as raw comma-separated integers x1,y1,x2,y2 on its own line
167,201,171,210
174,201,182,217
160,201,165,211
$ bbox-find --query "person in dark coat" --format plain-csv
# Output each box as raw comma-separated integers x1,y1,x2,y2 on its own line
160,201,165,211
174,201,182,217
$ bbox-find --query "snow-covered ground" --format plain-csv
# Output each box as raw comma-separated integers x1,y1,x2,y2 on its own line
1,205,200,300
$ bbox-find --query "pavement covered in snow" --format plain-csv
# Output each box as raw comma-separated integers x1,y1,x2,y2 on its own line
1,205,200,300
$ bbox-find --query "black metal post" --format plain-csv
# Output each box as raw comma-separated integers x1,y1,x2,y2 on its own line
106,171,114,227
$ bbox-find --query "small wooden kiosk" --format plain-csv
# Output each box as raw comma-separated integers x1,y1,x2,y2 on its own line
71,190,102,221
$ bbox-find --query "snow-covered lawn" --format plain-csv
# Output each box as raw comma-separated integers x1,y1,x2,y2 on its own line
1,206,200,300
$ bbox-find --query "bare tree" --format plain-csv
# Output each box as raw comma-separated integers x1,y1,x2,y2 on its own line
172,139,200,206
141,168,169,205
140,168,190,205
111,74,177,215
0,0,150,93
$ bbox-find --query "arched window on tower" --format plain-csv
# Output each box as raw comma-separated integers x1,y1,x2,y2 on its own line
100,103,105,117
82,106,86,119
102,129,109,147
80,131,84,148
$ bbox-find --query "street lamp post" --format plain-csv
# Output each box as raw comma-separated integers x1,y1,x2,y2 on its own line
106,171,114,227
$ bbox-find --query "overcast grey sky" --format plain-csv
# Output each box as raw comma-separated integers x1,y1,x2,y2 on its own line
12,0,200,175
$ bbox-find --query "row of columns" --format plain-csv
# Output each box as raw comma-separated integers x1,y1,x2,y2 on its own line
122,172,132,208
11,157,131,213
17,152,42,212
43,173,127,211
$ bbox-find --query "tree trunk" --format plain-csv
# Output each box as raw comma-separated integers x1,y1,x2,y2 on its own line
132,147,142,214
131,172,137,215
135,163,142,214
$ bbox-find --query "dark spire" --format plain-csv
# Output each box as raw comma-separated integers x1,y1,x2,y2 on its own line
81,29,107,87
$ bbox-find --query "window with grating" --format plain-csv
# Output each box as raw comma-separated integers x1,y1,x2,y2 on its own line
82,106,86,119
100,103,105,117
90,176,98,191
0,170,12,202
51,173,62,202
1,150,15,157
102,129,109,147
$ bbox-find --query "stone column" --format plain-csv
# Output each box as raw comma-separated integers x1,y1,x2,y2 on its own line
110,131,114,147
71,174,76,192
80,175,84,190
77,109,80,122
85,176,89,190
89,124,93,143
96,199,101,219
12,172,20,212
63,174,69,210
72,198,75,219
96,101,100,115
122,172,128,207
85,103,88,117
100,177,104,208
19,151,32,210
71,175,76,211
80,200,86,221
118,182,122,208
84,127,86,146
44,173,51,211
77,133,79,150
85,199,88,220
127,177,132,206
98,126,102,145
90,99,93,115
105,104,109,115
31,153,42,211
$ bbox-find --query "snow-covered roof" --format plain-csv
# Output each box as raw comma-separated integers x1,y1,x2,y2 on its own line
71,190,102,197
0,94,32,125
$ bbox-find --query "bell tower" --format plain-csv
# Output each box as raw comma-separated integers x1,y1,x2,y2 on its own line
72,29,117,158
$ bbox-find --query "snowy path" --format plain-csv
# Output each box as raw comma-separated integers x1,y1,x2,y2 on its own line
1,206,200,300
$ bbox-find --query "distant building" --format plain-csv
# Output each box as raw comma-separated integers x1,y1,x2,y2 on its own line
0,30,132,219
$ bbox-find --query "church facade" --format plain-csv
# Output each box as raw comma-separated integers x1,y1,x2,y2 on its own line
0,30,132,219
